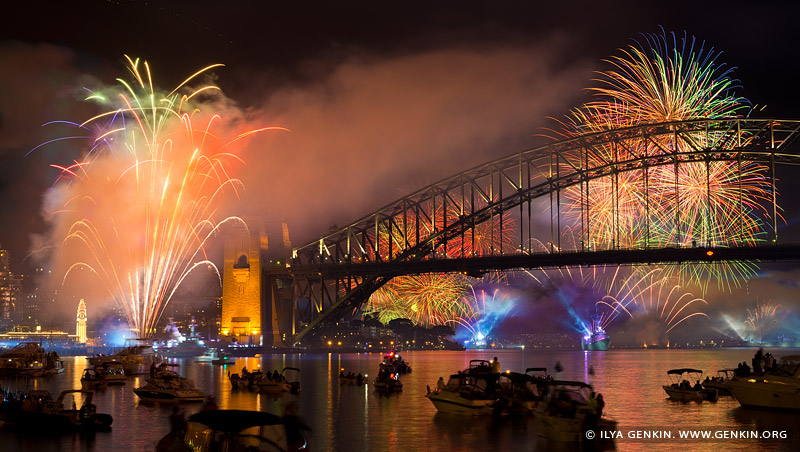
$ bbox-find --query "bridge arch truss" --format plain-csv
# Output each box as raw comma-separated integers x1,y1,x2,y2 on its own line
285,118,800,343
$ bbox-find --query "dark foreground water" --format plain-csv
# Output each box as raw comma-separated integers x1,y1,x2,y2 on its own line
1,348,799,452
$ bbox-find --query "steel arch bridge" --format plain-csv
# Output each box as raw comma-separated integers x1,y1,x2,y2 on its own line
279,118,800,343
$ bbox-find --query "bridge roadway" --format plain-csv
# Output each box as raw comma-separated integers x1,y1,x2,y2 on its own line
270,244,800,279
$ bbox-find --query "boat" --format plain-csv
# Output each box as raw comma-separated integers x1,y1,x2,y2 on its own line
581,315,610,351
229,368,264,390
133,369,205,403
725,355,800,411
702,369,736,396
254,367,301,394
101,361,126,385
158,317,208,358
535,380,616,443
196,348,220,363
157,409,302,452
381,351,412,373
373,362,403,392
0,389,113,432
80,368,108,391
0,342,63,377
339,370,366,386
426,360,500,414
662,368,718,402
211,351,236,366
87,338,162,375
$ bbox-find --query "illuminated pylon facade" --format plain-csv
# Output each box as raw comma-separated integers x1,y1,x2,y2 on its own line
221,218,265,345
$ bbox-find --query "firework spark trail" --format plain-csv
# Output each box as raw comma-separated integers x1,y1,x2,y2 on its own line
745,300,781,344
552,29,776,290
596,267,708,339
44,56,284,337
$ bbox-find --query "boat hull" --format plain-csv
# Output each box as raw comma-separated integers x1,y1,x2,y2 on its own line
426,391,495,415
133,389,204,403
726,379,800,411
582,338,610,351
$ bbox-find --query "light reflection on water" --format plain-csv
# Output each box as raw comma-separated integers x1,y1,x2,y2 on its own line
0,349,798,451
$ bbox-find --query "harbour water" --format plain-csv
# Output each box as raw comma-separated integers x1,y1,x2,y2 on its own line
1,348,799,451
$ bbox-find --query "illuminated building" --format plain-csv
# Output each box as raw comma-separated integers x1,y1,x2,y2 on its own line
76,298,87,344
220,217,293,347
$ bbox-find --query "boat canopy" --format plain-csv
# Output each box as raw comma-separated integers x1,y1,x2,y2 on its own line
526,367,547,373
667,368,703,375
188,410,284,433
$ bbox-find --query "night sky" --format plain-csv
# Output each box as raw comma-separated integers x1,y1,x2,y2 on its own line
2,0,800,316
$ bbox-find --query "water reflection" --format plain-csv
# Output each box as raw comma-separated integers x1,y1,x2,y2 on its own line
0,350,799,451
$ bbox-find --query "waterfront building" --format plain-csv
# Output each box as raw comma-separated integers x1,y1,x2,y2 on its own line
76,298,87,344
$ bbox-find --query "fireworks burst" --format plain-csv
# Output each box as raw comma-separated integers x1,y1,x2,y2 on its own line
596,267,708,345
745,300,781,344
43,56,283,337
363,273,471,327
555,29,774,290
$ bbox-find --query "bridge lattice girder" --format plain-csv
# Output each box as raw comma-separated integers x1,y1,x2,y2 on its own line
285,118,800,343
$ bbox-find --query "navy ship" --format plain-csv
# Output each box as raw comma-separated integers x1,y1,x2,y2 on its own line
581,316,610,351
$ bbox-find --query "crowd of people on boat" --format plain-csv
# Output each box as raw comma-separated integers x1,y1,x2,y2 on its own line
734,348,777,377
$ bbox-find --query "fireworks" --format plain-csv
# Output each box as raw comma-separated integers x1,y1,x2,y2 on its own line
596,267,708,345
556,30,774,290
44,56,283,337
363,273,471,327
745,300,781,344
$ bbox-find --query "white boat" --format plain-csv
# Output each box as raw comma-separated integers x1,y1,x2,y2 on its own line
254,367,301,394
101,361,126,385
535,380,617,443
426,360,499,414
662,368,718,402
87,338,161,375
133,370,205,403
195,348,220,363
725,355,800,411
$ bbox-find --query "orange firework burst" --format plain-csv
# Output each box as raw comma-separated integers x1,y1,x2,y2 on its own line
42,56,284,337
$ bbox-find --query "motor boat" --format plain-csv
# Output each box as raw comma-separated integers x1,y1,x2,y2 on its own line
339,369,366,386
81,367,108,391
0,343,63,377
535,380,616,443
101,361,126,385
133,369,205,403
381,351,412,373
196,348,220,363
88,338,161,375
373,362,403,392
662,368,718,402
229,368,264,390
702,369,736,396
426,360,500,415
725,355,800,411
211,351,236,366
254,367,301,394
0,389,113,431
157,409,302,452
